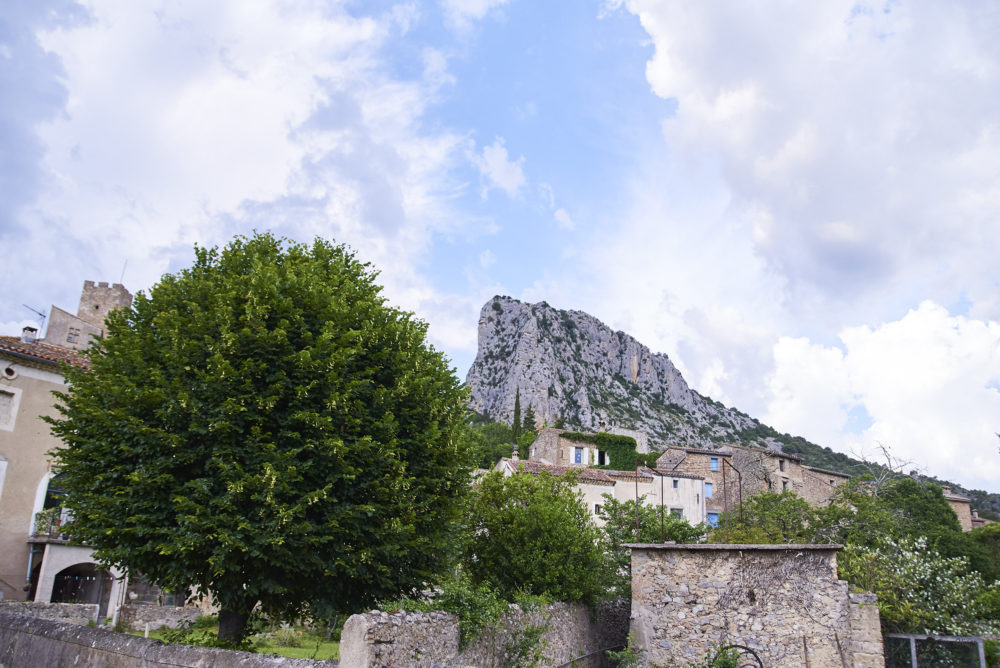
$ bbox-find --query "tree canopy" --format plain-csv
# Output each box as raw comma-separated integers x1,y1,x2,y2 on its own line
463,469,610,604
48,233,471,641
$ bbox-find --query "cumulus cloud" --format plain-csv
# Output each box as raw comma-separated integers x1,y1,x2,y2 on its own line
2,0,474,356
469,137,526,199
765,302,1000,490
621,0,1000,323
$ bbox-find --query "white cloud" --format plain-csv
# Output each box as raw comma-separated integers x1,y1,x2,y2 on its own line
765,302,1000,490
479,249,496,268
440,0,510,30
620,0,1000,323
469,137,526,199
2,0,480,360
553,208,574,230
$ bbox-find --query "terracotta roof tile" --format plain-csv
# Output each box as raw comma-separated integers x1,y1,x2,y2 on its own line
504,459,616,485
0,336,90,369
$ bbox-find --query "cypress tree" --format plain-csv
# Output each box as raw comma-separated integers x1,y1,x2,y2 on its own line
512,388,521,443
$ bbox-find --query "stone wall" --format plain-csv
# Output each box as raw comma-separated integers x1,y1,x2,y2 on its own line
119,604,201,631
0,612,332,667
847,593,885,668
628,544,884,668
0,601,98,626
340,598,629,667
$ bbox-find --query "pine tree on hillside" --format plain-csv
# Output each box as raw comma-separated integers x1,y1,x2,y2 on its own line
523,404,537,434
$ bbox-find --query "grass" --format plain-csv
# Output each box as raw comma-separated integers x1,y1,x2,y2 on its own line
128,622,339,661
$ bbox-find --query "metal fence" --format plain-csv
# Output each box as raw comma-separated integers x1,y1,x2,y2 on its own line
884,633,988,668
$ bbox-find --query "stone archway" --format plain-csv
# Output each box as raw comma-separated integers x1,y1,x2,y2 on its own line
51,563,113,619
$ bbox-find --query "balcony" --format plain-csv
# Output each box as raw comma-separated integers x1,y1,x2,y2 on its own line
29,507,71,544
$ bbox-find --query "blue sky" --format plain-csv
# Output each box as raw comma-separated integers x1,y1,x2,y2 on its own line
2,0,999,491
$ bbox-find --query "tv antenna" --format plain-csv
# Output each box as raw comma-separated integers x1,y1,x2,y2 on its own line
22,305,47,331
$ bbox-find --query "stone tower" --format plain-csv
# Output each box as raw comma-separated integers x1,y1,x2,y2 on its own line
75,281,133,329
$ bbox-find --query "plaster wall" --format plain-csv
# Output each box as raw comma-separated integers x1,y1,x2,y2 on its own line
0,360,66,600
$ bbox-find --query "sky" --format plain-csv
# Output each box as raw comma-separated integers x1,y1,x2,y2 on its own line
2,0,999,492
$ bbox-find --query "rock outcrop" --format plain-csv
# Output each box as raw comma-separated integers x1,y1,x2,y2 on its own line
466,296,769,451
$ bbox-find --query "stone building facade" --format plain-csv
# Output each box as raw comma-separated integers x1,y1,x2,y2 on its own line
44,282,132,352
941,486,974,532
656,445,849,525
628,544,884,668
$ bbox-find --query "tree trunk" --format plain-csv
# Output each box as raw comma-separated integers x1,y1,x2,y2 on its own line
218,607,250,644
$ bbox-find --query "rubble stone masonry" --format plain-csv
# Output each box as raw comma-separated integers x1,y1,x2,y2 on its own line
628,544,883,668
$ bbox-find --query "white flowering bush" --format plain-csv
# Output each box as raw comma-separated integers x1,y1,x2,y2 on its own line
840,535,1000,635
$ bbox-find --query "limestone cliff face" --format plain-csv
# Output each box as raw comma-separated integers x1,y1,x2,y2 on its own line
466,296,764,450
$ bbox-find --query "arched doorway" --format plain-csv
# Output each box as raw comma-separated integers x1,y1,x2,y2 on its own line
51,563,113,618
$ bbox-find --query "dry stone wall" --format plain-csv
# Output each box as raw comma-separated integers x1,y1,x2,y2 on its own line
628,544,884,668
0,612,332,667
0,601,98,626
340,598,628,668
119,604,201,631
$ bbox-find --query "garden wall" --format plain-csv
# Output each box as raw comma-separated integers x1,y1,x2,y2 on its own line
340,598,629,667
0,601,98,626
0,612,334,667
119,603,201,630
628,544,884,668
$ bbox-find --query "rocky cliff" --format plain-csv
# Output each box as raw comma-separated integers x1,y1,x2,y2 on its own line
466,296,769,451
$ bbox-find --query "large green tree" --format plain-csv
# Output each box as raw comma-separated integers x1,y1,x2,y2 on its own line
48,234,471,642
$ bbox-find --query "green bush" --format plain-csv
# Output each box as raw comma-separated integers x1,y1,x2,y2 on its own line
464,470,611,605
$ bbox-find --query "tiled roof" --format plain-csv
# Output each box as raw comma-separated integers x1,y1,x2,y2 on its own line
679,447,733,457
503,459,617,485
942,490,971,503
0,336,90,369
803,465,850,478
647,468,705,480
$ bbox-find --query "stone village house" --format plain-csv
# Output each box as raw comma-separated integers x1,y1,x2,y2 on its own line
520,427,985,532
521,428,852,527
0,282,188,623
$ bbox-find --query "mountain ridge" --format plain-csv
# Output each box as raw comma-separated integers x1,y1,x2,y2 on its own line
465,295,1000,517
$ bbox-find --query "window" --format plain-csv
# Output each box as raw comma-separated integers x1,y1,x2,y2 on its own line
707,512,720,527
597,450,607,465
0,389,19,431
594,504,602,515
670,508,682,519
710,457,719,471
66,327,81,344
779,459,786,472
573,447,583,464
829,479,835,486
705,482,713,498
672,479,679,489
782,480,788,491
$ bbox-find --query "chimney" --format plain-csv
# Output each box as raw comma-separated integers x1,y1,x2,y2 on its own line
21,326,37,343
511,446,519,462
941,486,952,495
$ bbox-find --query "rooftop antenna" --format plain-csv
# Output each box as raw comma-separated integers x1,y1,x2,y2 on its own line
119,260,128,285
22,305,47,331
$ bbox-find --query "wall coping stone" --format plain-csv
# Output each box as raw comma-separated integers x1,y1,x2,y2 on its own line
626,543,843,551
